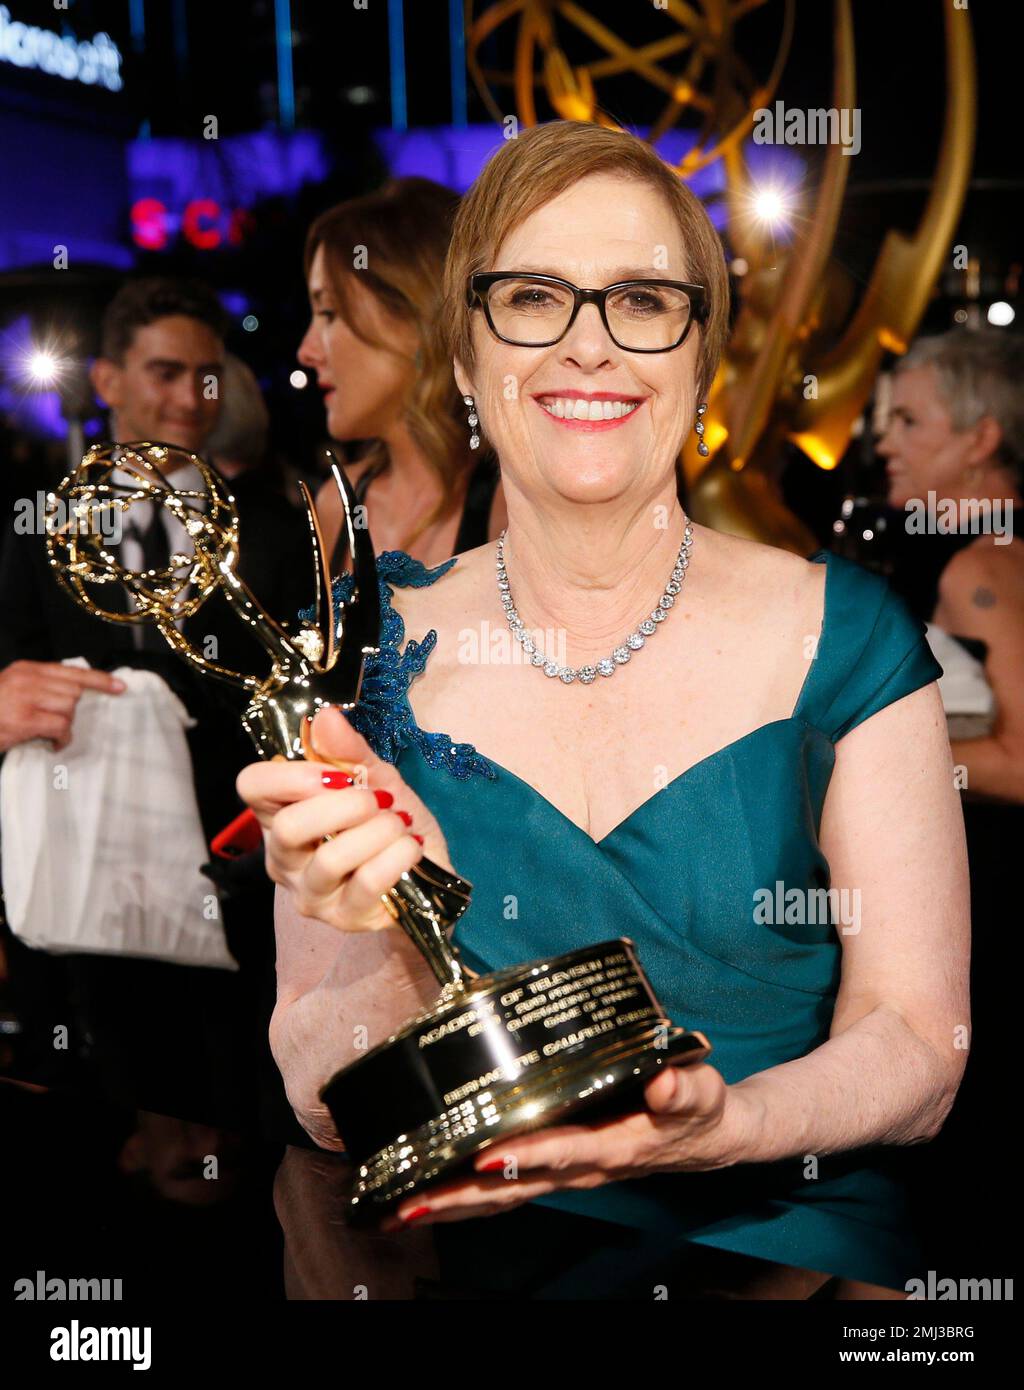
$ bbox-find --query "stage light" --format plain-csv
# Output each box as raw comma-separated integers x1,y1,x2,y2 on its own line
289,370,308,389
751,186,791,228
26,351,60,385
987,301,1015,327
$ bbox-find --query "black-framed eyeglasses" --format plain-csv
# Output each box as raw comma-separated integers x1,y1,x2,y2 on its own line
467,272,708,353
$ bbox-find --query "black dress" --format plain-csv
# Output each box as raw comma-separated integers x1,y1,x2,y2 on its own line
328,452,500,573
881,503,1022,1273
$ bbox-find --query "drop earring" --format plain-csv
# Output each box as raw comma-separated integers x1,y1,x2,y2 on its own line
694,401,709,456
463,395,480,450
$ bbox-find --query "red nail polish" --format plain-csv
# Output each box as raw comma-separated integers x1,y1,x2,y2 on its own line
400,1205,431,1224
412,833,424,846
396,809,413,826
322,771,354,789
478,1156,506,1172
374,789,394,809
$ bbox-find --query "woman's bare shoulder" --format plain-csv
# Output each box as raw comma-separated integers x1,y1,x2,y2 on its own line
938,532,1024,626
385,542,491,634
942,531,1024,586
393,529,824,634
695,525,825,619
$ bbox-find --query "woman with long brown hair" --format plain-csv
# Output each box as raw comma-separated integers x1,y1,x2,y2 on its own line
298,177,505,567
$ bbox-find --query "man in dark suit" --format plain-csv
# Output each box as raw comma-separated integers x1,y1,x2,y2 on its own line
0,278,310,1136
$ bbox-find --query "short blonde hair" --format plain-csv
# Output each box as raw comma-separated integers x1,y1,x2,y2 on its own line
441,121,730,400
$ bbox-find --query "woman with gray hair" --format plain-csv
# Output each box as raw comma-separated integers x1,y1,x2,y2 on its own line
878,329,1024,803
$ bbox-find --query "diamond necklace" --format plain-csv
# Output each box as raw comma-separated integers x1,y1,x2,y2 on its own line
495,520,694,685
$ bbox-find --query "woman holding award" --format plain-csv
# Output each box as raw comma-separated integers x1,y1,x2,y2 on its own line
240,122,970,1298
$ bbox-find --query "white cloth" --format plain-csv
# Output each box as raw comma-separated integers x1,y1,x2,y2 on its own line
0,658,236,969
925,622,996,739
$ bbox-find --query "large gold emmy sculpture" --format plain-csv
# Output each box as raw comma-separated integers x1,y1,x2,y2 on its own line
46,441,711,1218
467,0,976,550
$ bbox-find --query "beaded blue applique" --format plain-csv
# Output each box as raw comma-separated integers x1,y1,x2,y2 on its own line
298,550,497,781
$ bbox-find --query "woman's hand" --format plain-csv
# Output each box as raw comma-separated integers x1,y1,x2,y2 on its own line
381,1061,756,1229
235,705,453,933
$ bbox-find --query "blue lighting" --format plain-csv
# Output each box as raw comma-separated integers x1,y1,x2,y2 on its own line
373,125,806,231
388,0,407,131
172,0,188,75
129,0,146,54
275,0,296,131
449,0,467,127
128,129,332,221
220,291,250,319
0,105,134,272
0,317,71,441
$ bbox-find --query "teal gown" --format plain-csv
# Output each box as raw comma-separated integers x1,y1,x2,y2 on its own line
317,546,944,1293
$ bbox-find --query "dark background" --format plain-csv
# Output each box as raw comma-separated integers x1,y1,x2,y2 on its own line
0,0,1018,523
0,0,1015,1305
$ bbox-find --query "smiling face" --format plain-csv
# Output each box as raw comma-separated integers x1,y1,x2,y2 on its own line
877,366,978,507
91,315,224,455
298,243,418,441
455,173,701,507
